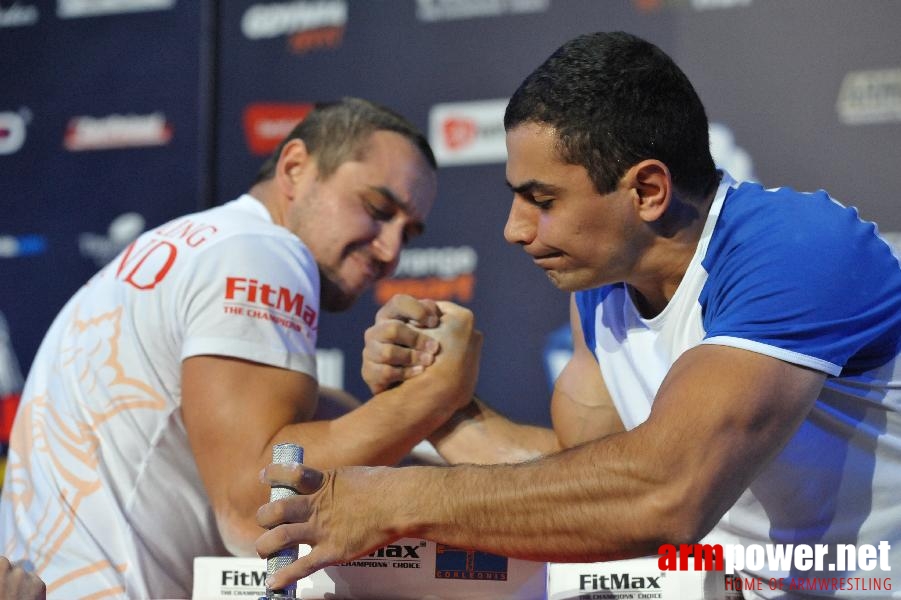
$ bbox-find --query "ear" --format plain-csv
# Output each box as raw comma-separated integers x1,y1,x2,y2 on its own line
625,160,671,223
274,138,313,198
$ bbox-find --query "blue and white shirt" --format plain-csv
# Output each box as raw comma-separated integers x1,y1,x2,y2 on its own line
576,173,901,596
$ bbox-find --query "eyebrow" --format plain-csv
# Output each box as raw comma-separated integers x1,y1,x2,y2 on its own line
505,179,562,197
368,185,426,238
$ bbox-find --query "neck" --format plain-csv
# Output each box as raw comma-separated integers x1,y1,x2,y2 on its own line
627,187,717,318
247,180,287,227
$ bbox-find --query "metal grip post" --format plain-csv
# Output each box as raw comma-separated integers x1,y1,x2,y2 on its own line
265,442,303,599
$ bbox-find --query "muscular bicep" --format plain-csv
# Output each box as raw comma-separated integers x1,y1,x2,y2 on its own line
551,295,624,448
181,355,318,552
639,343,826,537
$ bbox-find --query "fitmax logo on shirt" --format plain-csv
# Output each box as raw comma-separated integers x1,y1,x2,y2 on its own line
224,276,317,328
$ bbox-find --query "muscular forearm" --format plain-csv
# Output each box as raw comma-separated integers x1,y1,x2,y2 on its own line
215,380,460,555
380,431,695,563
272,375,464,471
429,397,561,465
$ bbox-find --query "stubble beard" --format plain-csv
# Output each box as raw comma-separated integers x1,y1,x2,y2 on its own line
319,269,357,313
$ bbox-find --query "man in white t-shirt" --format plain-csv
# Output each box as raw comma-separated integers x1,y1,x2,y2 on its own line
0,98,481,599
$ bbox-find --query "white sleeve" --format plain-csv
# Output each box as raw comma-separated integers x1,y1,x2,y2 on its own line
177,232,319,378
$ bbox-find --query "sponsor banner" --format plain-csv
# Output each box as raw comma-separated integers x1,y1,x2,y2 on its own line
242,102,313,156
0,2,39,27
57,0,175,18
0,109,29,155
63,112,173,151
429,99,508,166
241,0,347,54
836,68,901,125
374,246,477,304
193,539,546,599
415,0,550,22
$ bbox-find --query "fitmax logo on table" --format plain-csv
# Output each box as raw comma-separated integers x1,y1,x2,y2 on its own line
340,541,426,569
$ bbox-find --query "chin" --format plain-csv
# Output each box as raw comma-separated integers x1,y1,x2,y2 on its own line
546,270,600,293
319,279,359,312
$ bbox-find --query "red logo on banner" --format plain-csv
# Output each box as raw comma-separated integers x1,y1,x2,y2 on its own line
289,26,345,54
63,113,172,151
243,103,314,156
443,117,478,150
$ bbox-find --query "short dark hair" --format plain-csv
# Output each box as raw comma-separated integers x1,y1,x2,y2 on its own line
504,31,717,199
254,97,436,184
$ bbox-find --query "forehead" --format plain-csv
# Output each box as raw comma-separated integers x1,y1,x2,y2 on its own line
505,122,589,190
355,130,437,220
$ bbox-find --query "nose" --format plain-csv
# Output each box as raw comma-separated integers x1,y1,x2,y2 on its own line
503,196,536,246
371,220,404,271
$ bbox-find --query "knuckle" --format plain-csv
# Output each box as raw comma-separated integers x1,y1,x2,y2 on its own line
377,345,395,363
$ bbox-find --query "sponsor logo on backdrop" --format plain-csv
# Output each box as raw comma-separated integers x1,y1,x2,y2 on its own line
429,99,508,166
837,68,901,125
709,122,756,182
63,112,173,151
241,0,347,54
79,212,146,267
374,246,477,305
633,0,751,11
243,102,314,156
0,109,30,155
0,111,27,155
0,2,39,27
435,545,508,581
57,0,175,18
0,235,46,258
415,0,550,22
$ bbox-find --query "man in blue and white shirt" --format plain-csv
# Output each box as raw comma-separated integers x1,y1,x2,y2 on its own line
255,32,901,598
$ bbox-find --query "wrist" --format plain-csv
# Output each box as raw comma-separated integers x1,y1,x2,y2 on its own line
428,397,480,449
383,465,449,540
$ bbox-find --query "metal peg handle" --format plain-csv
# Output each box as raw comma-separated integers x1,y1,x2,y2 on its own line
266,443,303,599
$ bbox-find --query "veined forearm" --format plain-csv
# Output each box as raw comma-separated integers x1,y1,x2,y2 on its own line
388,434,685,563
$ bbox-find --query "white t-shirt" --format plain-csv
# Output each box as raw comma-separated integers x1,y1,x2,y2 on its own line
0,195,319,599
576,174,901,597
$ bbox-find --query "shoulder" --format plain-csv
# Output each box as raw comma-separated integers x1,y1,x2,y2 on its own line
699,181,901,373
705,181,895,286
